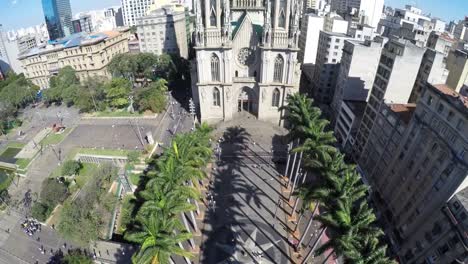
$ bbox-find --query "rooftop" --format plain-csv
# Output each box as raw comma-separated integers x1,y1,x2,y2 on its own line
19,29,127,59
388,103,417,124
433,84,468,109
455,187,468,210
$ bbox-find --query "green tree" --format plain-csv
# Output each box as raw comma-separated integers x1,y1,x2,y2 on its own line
136,79,168,113
61,160,82,176
31,202,51,222
125,213,193,264
40,178,69,208
344,233,396,264
62,249,93,264
104,78,131,109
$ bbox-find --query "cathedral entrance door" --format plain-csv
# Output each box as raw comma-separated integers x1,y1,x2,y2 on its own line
238,87,254,113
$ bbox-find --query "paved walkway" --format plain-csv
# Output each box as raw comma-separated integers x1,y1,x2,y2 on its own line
200,115,293,263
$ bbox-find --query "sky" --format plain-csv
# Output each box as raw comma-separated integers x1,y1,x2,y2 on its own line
0,0,121,31
383,0,466,21
0,0,467,31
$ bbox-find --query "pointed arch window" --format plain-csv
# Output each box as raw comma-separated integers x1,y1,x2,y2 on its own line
211,53,220,81
213,87,221,106
210,0,217,27
273,55,284,82
278,10,286,28
272,88,280,107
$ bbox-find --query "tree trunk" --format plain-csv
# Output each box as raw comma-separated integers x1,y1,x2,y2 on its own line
299,202,319,246
289,152,303,200
178,241,191,264
301,171,308,184
284,142,292,178
287,145,299,188
188,199,199,232
302,227,327,264
181,212,196,249
322,249,335,264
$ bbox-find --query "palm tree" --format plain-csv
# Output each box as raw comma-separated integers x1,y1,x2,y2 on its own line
343,234,396,264
125,214,193,264
312,200,380,264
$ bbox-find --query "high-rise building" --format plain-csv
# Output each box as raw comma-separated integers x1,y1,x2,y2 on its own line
0,24,11,73
454,17,468,42
331,38,386,118
17,35,38,54
191,0,303,125
353,39,425,159
121,0,154,26
42,0,73,40
359,82,468,263
426,31,456,57
446,49,468,93
137,5,188,58
312,31,352,104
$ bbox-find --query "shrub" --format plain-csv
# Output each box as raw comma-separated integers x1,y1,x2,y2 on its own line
127,151,140,163
61,160,82,176
31,202,50,222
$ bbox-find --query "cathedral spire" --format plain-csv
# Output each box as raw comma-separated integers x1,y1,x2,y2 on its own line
263,0,272,46
195,0,205,46
222,0,231,42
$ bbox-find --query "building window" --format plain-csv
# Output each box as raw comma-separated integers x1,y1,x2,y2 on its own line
210,9,216,27
447,111,454,121
437,103,444,113
272,88,280,107
427,95,433,105
213,87,220,106
456,119,464,131
273,55,284,82
211,54,220,81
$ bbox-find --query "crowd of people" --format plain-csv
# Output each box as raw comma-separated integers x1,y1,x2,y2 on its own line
21,218,41,236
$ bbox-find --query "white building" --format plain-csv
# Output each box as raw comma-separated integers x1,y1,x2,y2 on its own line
137,5,188,58
330,0,383,29
331,38,386,117
431,18,446,33
74,7,120,33
191,0,303,125
312,31,352,103
427,31,456,57
454,18,468,42
298,13,324,81
121,0,155,26
353,39,426,159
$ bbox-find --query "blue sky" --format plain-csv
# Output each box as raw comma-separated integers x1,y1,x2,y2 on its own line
384,0,466,21
0,0,467,30
0,0,120,30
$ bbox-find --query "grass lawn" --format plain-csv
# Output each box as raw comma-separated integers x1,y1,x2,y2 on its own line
92,110,144,118
0,170,14,191
0,148,22,159
4,141,26,149
128,172,141,186
75,163,99,188
15,158,32,170
66,148,141,159
40,128,73,146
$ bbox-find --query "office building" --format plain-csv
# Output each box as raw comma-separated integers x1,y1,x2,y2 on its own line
137,4,188,58
431,18,446,33
353,39,425,159
191,0,302,125
121,0,155,26
72,15,93,34
19,29,130,88
360,82,467,263
331,38,385,118
42,0,73,40
454,17,468,42
115,8,125,27
334,100,367,154
312,31,352,104
298,13,324,81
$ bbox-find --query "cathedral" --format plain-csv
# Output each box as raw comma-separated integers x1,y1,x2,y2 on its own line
190,0,303,125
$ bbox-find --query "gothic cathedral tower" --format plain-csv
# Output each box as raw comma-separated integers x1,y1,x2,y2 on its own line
191,0,303,125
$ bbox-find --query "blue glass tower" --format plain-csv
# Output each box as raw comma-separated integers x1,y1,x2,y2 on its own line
42,0,64,40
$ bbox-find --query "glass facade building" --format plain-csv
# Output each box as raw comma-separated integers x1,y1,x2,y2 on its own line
42,0,73,41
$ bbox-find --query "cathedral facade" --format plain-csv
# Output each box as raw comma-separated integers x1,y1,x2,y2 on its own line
191,0,303,125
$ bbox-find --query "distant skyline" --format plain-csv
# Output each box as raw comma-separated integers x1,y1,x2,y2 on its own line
0,0,467,31
385,0,467,21
0,0,120,31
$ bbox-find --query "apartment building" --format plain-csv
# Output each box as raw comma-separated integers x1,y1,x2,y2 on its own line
454,17,468,42
426,31,456,57
19,29,130,88
334,100,366,154
409,49,448,103
446,49,468,93
358,82,468,263
136,4,188,58
312,31,352,104
121,0,155,26
353,39,425,159
331,38,385,118
17,35,38,54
